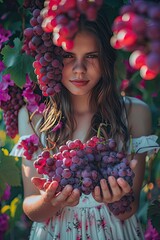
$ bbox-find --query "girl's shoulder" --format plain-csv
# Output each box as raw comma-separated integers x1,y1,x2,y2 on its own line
124,96,149,109
124,96,152,138
18,105,43,137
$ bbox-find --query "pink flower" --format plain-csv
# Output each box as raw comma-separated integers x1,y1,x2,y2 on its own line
18,134,39,160
120,79,129,91
52,121,63,132
0,24,12,49
139,79,146,89
0,74,14,102
151,92,158,98
100,218,106,228
23,75,46,113
144,219,160,240
0,184,11,201
0,61,5,72
0,213,9,232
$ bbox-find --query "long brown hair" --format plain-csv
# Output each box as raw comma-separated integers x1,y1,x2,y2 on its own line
40,4,129,150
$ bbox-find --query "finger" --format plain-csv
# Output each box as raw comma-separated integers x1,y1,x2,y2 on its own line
66,188,80,206
31,177,47,190
130,159,137,170
44,181,52,190
108,176,121,200
100,179,112,202
117,178,131,194
56,185,73,202
43,181,59,202
93,185,102,202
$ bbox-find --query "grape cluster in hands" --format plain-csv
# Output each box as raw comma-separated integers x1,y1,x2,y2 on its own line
41,0,103,51
34,136,135,215
111,1,160,80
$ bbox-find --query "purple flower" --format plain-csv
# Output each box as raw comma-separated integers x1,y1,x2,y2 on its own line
0,213,9,232
17,134,39,160
52,121,63,132
0,74,14,102
0,24,12,49
144,219,160,240
0,61,5,73
0,184,11,201
23,75,46,113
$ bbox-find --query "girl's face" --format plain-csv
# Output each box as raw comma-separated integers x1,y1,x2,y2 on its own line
62,31,101,96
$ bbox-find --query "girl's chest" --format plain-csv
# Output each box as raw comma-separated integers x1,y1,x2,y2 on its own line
72,113,93,142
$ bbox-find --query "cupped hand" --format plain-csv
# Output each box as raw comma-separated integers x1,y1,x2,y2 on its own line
92,159,137,203
31,177,80,209
92,176,132,203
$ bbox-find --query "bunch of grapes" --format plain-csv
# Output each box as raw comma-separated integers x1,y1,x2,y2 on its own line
110,0,160,80
41,0,103,50
22,1,104,96
0,75,25,138
34,136,135,215
22,7,64,96
23,0,44,11
17,134,39,160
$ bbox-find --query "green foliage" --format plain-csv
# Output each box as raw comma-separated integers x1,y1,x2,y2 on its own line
148,200,160,233
0,0,160,238
1,38,35,87
0,149,21,198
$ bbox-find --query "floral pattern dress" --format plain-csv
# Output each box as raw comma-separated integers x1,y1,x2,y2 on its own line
10,135,159,240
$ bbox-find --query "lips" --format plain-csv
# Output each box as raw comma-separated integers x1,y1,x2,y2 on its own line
70,80,89,87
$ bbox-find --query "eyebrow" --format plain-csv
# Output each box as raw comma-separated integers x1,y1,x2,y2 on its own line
64,51,99,55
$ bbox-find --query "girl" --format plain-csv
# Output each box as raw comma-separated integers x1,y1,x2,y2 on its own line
11,4,159,240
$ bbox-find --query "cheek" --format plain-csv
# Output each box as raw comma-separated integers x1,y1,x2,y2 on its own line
61,66,68,82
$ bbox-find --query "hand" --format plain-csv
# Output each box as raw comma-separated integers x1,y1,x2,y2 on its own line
92,177,131,203
92,159,137,203
31,177,80,209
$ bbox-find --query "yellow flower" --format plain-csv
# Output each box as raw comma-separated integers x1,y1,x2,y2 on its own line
1,197,20,218
2,148,9,156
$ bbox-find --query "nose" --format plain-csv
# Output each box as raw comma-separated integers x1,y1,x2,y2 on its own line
72,59,86,75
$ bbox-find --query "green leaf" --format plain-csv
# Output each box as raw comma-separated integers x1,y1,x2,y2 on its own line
115,52,127,82
4,54,35,87
0,180,6,199
0,149,21,191
2,38,22,68
1,38,35,87
17,0,24,6
104,0,124,8
148,200,160,233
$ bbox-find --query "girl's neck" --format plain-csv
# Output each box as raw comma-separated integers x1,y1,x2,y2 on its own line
71,94,92,115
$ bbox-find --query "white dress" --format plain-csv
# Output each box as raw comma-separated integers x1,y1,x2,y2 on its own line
10,135,159,240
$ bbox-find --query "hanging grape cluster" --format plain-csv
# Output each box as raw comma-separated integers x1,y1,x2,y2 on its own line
34,136,135,215
17,134,39,160
0,75,25,139
22,7,64,97
22,0,104,96
41,0,103,51
110,0,160,80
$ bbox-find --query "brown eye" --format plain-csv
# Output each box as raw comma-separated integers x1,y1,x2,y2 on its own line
63,53,73,58
87,54,98,59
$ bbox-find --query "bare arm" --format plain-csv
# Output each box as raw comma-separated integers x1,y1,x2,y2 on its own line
19,106,80,222
93,97,152,220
